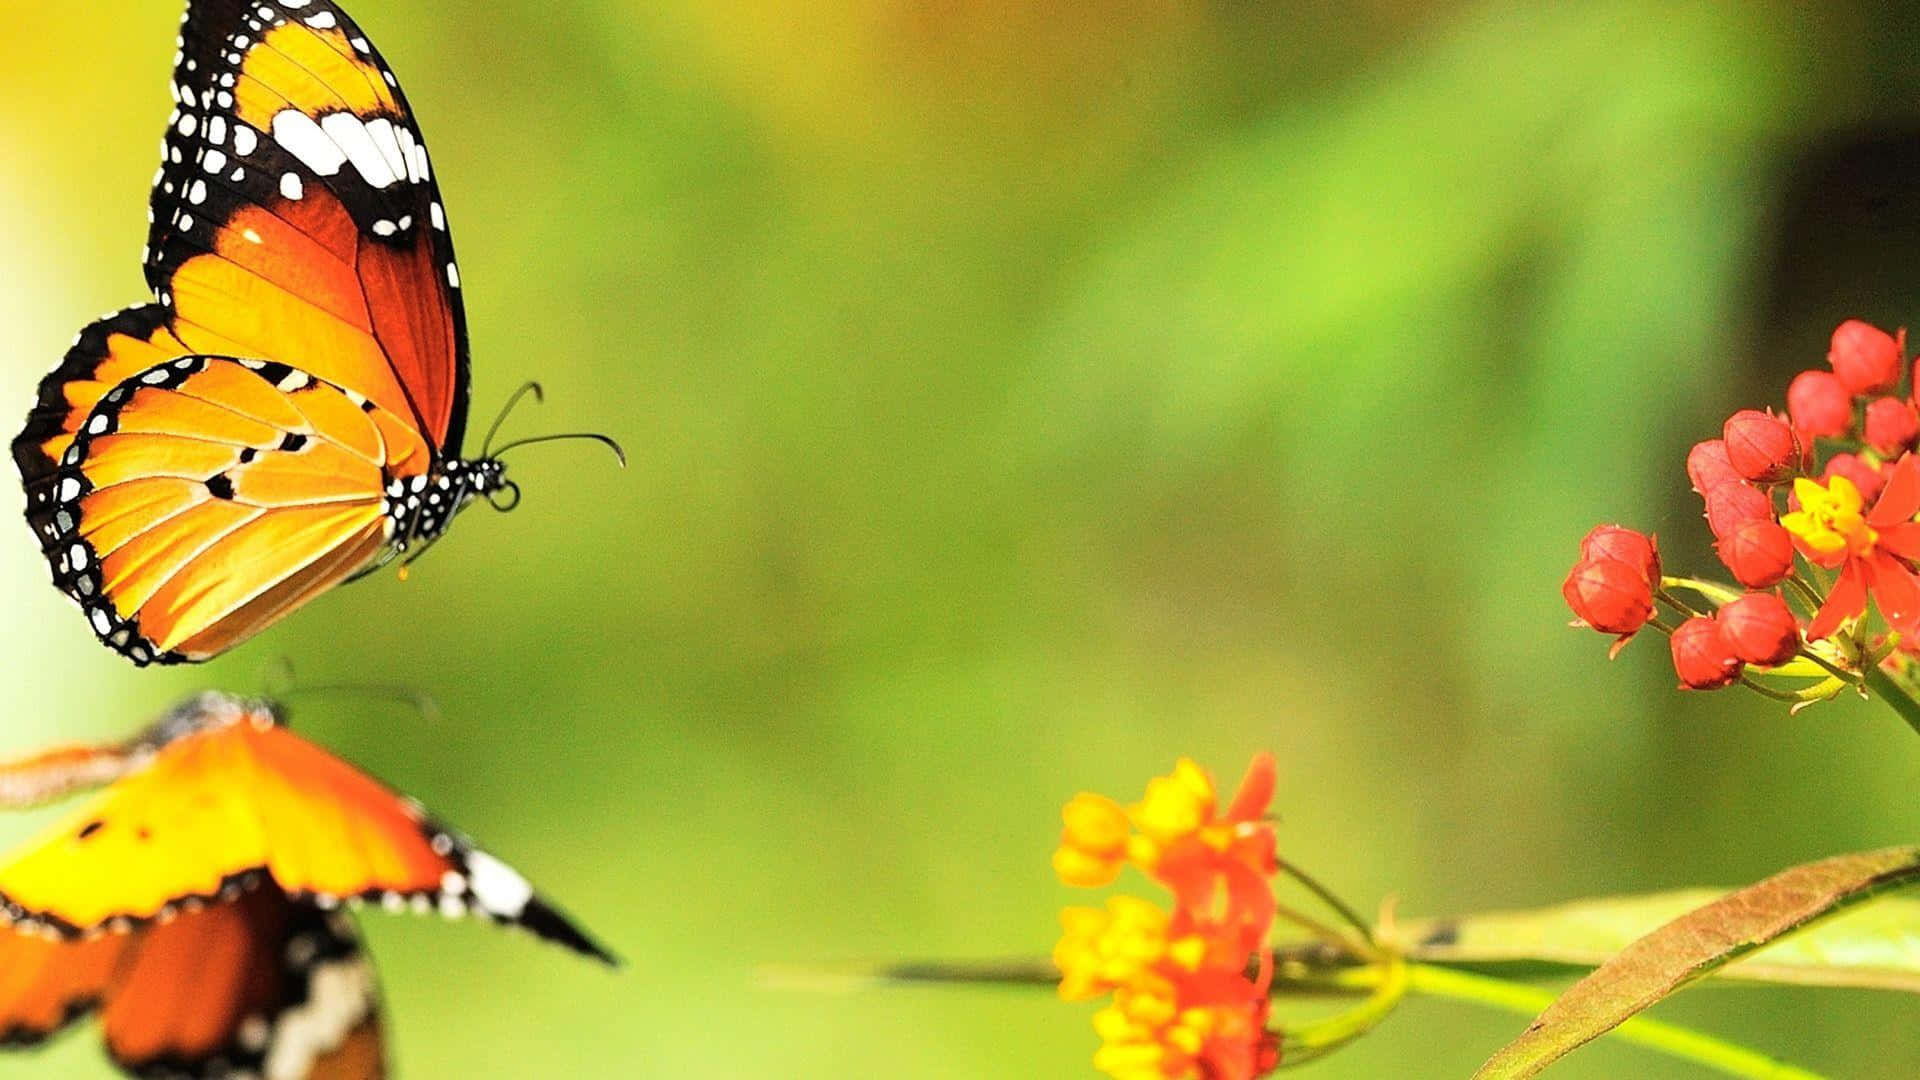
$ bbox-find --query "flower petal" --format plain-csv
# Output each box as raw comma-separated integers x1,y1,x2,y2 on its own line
1223,753,1277,824
1809,560,1870,640
1879,523,1920,560
1873,552,1920,634
1870,454,1920,526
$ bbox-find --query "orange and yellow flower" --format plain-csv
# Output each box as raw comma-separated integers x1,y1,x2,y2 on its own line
1782,453,1920,639
1054,754,1281,1080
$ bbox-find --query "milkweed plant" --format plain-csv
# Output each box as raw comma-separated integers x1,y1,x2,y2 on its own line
795,319,1920,1079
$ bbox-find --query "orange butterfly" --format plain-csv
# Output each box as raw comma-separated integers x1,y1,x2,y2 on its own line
11,0,617,666
0,691,614,1078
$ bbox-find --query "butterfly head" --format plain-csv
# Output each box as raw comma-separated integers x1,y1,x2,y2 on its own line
383,457,511,553
140,691,283,752
469,457,515,510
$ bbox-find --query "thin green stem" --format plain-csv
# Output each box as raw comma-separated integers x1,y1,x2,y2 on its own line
1736,675,1801,702
1863,665,1920,739
1660,577,1742,607
1277,860,1377,949
1270,900,1373,960
1799,651,1857,684
1782,574,1825,616
1279,954,1409,1065
1322,964,1829,1080
1656,591,1708,621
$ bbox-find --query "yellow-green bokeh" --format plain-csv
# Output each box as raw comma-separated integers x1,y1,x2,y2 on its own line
4,1,1920,1076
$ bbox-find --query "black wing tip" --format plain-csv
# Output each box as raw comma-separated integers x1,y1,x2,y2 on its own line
519,897,621,968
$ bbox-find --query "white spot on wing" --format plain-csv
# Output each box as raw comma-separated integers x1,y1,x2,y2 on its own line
262,957,376,1080
320,113,400,188
363,117,409,184
464,850,533,917
271,110,346,176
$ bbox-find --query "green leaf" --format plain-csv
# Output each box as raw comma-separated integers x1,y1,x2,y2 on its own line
1402,887,1920,993
1468,847,1920,1079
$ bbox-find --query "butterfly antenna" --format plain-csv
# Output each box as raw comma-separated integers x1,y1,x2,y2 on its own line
280,683,444,726
481,381,545,458
489,432,628,467
258,655,298,699
486,479,523,513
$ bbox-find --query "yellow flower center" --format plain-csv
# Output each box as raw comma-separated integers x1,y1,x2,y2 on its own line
1054,896,1172,1001
1125,758,1220,869
1783,475,1874,561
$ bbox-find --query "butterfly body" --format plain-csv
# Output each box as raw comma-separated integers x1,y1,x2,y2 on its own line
11,0,510,665
381,455,508,556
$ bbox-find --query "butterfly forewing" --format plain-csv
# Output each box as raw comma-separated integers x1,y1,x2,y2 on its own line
151,0,470,447
0,714,614,964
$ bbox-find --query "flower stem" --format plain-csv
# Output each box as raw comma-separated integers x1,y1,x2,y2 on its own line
1270,900,1374,960
1660,576,1743,607
1279,953,1409,1064
1863,664,1920,739
1736,675,1802,702
1323,964,1828,1079
1277,859,1377,948
1782,574,1825,616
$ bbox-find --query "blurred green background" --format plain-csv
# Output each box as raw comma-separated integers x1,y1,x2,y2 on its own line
4,1,1920,1076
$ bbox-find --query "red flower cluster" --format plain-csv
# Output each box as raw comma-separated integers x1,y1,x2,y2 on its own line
1565,319,1920,700
1054,755,1281,1080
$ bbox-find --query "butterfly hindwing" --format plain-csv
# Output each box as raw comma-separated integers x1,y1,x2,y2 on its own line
154,0,470,448
15,305,195,500
0,885,384,1080
100,885,383,1080
34,356,436,664
0,928,124,1049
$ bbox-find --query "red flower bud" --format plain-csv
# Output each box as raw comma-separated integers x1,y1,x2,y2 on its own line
1865,396,1920,456
1715,593,1800,666
1686,440,1742,495
1563,558,1654,637
1786,369,1854,439
1670,615,1743,690
1702,480,1774,541
1828,319,1904,395
1722,409,1802,483
1823,453,1886,504
1578,525,1659,585
1716,519,1793,589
